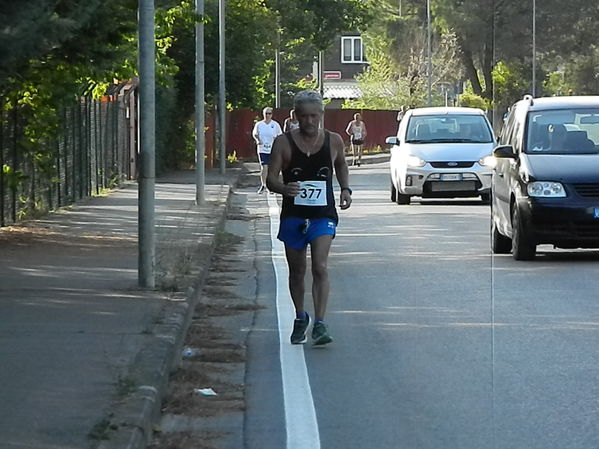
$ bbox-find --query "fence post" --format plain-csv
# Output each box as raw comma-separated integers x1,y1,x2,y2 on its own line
11,104,18,223
0,102,4,227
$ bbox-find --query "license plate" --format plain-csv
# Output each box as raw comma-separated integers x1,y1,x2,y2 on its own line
440,173,462,181
594,208,599,218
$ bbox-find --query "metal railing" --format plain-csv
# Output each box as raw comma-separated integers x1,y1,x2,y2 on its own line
0,89,137,227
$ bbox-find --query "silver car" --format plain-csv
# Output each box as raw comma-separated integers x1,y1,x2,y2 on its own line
386,107,496,205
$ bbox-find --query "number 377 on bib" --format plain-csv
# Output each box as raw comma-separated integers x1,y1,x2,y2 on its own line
294,181,327,206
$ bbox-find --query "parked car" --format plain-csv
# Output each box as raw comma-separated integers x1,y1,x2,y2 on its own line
385,107,496,205
491,95,599,260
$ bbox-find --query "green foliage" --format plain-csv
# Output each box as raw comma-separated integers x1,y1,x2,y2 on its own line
458,91,488,110
492,61,528,112
564,46,599,95
343,35,419,110
349,3,461,110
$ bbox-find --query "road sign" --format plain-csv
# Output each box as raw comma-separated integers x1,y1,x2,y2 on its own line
323,71,341,80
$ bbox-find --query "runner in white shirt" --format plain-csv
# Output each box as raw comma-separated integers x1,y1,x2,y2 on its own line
253,107,282,193
345,112,367,167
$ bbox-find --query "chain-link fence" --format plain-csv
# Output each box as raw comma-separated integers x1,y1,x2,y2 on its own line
0,88,137,227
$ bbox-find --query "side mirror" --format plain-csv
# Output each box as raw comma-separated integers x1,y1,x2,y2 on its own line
385,136,399,146
493,145,517,159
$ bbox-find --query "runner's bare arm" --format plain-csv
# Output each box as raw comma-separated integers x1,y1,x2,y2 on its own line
266,136,299,197
331,132,352,209
345,121,352,136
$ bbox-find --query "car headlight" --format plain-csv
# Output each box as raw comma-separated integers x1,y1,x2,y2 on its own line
527,181,566,197
407,155,426,167
478,155,496,168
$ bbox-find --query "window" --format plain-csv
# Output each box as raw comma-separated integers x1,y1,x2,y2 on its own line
341,36,365,63
405,115,493,143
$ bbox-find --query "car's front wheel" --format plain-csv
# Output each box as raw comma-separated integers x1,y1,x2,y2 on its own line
481,192,491,204
491,217,511,254
511,206,536,260
391,179,397,202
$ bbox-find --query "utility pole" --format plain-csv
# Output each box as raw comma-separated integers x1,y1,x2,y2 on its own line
275,22,281,109
218,0,226,176
138,0,156,288
318,50,324,127
427,0,432,106
195,0,205,204
532,0,536,97
491,0,499,130
275,46,281,108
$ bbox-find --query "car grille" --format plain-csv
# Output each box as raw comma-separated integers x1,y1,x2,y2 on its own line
573,184,599,198
426,181,477,192
539,222,599,239
430,161,475,168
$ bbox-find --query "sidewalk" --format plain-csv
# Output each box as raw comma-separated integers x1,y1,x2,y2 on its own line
0,168,246,449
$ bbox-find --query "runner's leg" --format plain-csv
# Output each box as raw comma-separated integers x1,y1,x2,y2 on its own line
284,245,307,315
309,234,333,320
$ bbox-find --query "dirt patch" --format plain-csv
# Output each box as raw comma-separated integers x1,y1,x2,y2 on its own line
150,430,225,449
152,214,256,448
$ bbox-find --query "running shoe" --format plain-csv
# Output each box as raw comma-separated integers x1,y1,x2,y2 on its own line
290,313,310,344
312,321,333,346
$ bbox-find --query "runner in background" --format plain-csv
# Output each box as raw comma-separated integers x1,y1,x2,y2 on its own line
253,107,282,193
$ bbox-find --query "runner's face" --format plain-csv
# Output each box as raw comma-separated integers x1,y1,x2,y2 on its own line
296,103,322,136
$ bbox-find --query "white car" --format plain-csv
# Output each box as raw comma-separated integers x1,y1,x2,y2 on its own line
386,107,496,205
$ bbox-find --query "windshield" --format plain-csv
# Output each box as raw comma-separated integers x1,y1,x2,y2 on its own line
526,108,599,154
405,114,493,143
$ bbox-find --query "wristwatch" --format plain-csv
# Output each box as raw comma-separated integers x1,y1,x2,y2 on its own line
341,187,353,195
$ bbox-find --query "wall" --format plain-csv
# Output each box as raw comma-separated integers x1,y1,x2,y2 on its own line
219,109,398,162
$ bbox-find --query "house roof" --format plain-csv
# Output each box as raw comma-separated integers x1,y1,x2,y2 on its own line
323,81,362,100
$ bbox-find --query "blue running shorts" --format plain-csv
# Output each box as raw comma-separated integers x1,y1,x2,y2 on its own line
258,152,271,166
277,217,337,250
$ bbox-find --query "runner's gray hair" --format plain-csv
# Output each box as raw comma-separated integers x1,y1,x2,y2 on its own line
294,90,324,112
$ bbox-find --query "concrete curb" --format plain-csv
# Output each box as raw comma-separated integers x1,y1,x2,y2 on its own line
97,173,244,449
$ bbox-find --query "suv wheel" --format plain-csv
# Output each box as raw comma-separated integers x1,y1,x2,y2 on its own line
491,217,511,254
511,206,536,260
481,193,491,204
391,179,397,202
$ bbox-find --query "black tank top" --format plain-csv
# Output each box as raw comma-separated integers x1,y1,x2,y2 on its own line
281,131,338,222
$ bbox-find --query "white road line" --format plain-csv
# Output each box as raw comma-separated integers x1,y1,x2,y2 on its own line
267,194,321,449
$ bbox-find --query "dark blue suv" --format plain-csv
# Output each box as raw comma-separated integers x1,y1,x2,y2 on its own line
491,95,599,260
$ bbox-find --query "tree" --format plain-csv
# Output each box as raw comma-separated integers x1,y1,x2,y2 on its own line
348,0,461,109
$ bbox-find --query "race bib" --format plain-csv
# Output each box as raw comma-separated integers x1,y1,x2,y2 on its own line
354,131,362,139
294,181,327,206
263,142,272,151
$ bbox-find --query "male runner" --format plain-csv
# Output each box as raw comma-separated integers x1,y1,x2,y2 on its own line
267,90,352,345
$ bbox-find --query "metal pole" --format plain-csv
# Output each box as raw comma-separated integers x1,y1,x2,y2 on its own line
138,0,155,288
427,0,432,106
318,50,325,127
318,50,324,99
218,0,226,176
532,0,536,97
195,0,205,204
275,46,281,108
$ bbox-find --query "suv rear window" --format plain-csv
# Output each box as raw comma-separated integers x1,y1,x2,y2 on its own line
405,114,493,144
526,109,599,154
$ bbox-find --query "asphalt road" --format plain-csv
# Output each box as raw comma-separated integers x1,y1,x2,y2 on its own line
244,162,599,449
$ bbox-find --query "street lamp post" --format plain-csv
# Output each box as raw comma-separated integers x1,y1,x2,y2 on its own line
218,0,226,176
532,0,536,96
138,0,156,288
427,0,432,106
195,0,205,205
